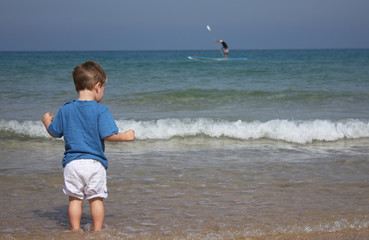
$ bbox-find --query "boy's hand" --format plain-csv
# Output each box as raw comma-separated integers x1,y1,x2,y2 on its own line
42,112,56,138
124,129,135,141
104,129,135,142
42,112,54,126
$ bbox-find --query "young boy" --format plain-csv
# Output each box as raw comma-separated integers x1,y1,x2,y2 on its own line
42,61,134,231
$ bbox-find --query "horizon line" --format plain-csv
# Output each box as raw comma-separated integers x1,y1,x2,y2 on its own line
1,47,368,53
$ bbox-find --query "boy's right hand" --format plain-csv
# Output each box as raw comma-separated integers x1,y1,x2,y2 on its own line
124,129,135,141
104,129,135,142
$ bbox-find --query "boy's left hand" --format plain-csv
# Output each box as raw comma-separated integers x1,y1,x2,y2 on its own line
42,112,56,138
42,112,54,126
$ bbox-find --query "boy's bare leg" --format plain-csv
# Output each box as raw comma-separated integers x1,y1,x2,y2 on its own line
69,196,83,231
89,197,104,231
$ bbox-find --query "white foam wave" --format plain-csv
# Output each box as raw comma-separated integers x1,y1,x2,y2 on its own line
0,120,50,138
1,118,369,144
116,118,369,144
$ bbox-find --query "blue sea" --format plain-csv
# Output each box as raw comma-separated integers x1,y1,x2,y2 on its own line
1,49,369,239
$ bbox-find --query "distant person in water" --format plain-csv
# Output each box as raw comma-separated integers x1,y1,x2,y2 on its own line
217,40,229,58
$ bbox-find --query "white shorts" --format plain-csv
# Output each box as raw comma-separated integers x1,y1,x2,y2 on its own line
63,159,108,200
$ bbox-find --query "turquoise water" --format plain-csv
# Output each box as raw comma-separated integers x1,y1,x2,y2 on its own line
1,49,369,238
1,49,369,142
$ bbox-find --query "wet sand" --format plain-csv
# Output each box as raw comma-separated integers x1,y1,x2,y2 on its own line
2,228,369,239
1,138,369,239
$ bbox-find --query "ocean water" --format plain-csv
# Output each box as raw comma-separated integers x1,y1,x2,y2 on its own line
1,49,369,239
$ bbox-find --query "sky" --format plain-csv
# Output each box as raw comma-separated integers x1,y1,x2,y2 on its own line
1,0,369,51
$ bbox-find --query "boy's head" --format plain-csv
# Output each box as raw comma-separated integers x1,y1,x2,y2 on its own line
73,61,107,92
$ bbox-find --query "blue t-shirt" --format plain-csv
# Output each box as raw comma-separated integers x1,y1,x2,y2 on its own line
48,100,119,169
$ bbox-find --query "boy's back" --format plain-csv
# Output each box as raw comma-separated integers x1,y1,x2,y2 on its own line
48,100,118,169
42,60,134,231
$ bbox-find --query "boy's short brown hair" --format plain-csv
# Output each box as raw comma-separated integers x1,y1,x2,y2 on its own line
73,61,107,92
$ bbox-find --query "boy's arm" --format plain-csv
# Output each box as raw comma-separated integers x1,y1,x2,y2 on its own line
104,129,135,142
42,112,56,138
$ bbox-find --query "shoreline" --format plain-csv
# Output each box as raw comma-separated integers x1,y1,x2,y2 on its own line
2,228,369,240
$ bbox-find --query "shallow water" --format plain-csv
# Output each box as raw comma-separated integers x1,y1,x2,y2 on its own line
1,137,369,239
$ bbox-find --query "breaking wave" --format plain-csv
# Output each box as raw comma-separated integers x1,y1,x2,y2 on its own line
1,118,369,144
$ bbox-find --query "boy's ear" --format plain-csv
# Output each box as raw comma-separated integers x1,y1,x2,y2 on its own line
94,82,101,91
